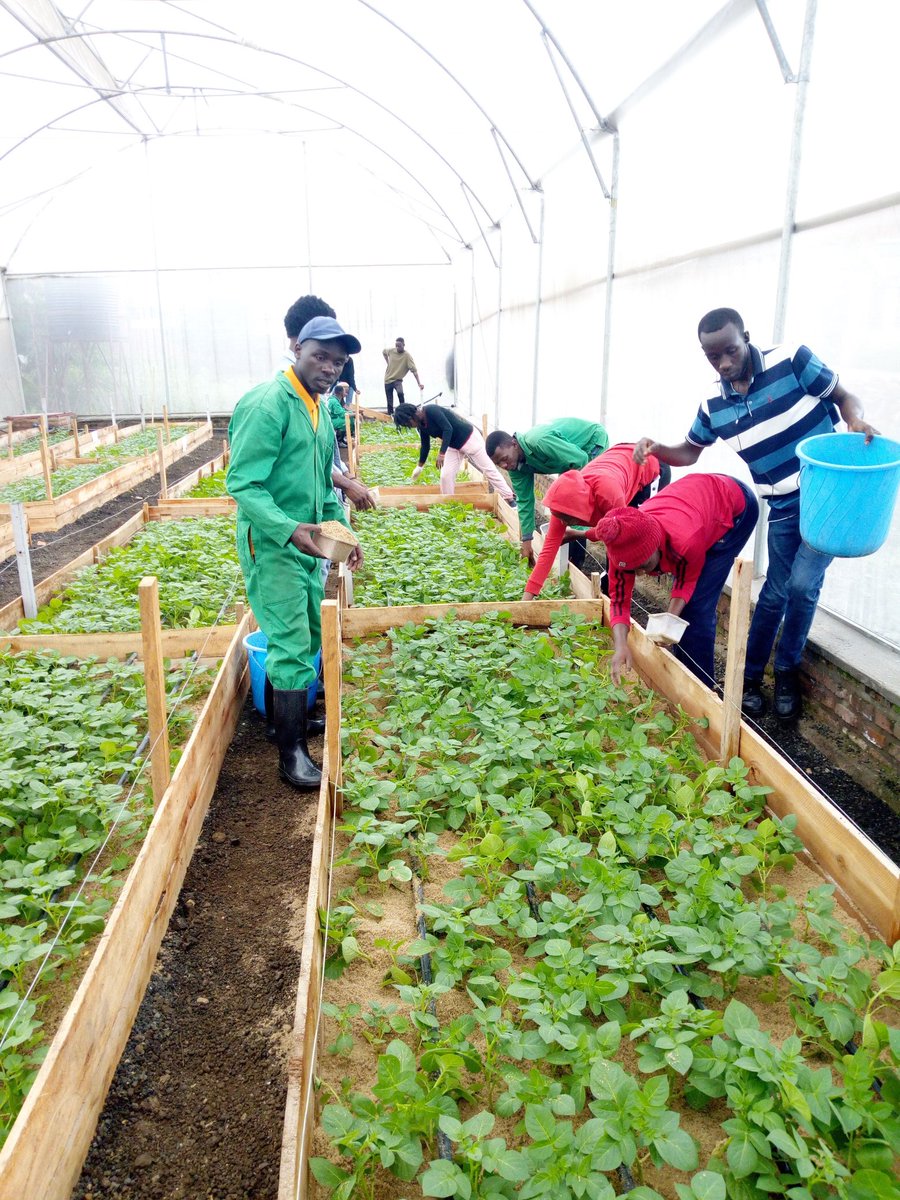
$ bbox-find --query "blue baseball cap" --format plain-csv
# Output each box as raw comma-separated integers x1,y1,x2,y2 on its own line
296,315,361,355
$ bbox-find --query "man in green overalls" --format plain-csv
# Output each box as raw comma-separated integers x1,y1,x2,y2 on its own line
227,316,363,791
485,418,609,565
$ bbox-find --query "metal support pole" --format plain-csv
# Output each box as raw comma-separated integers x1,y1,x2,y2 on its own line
531,193,546,425
600,131,620,428
468,251,476,418
11,503,37,619
755,0,818,573
145,140,173,416
0,269,27,416
494,225,503,428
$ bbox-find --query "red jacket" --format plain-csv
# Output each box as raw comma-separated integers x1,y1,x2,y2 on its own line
607,473,748,625
525,444,660,596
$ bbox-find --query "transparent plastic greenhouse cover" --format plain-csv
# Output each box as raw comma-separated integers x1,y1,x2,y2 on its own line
0,0,898,644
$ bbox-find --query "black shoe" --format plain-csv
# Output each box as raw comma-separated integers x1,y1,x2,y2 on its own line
773,669,802,721
741,678,767,719
273,688,322,790
264,675,276,742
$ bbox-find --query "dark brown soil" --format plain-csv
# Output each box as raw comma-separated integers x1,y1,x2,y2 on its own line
72,698,319,1200
0,421,230,607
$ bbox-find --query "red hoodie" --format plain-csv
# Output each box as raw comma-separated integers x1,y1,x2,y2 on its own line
525,443,660,596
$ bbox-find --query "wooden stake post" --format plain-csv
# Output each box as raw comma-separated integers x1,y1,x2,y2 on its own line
70,415,80,459
162,404,171,444
10,503,37,619
720,558,753,764
156,426,169,499
139,577,171,806
344,414,355,474
39,419,53,501
321,599,343,813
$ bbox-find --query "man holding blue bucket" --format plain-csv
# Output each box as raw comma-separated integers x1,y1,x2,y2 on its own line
634,307,878,721
228,316,363,791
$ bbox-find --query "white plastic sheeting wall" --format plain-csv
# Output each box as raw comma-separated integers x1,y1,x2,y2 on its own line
0,1,898,644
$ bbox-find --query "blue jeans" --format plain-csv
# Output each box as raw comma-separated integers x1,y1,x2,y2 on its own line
745,495,832,678
672,482,759,688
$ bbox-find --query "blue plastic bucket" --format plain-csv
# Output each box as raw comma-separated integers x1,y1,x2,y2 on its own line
242,630,320,714
797,432,900,557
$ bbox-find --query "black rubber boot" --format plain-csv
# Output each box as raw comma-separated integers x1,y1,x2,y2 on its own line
273,688,321,791
307,701,326,737
741,677,767,719
264,675,276,742
773,669,802,722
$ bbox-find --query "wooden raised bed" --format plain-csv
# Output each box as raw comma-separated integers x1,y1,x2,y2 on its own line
0,449,231,634
278,595,900,1200
0,610,251,1200
0,420,135,483
0,420,211,552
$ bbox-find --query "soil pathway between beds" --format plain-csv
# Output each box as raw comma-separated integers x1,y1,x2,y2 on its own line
72,703,317,1200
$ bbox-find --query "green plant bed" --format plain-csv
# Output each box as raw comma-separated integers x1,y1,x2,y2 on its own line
184,470,228,498
0,649,215,1142
311,612,900,1200
359,447,441,487
0,426,198,503
5,428,72,459
15,516,244,634
358,421,419,446
351,505,569,607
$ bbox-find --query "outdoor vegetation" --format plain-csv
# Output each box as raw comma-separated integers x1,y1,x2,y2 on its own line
310,607,900,1199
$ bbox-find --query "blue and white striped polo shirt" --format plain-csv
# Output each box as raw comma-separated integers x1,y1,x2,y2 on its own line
687,343,839,509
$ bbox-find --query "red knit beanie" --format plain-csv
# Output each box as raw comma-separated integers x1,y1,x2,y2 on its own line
592,507,661,569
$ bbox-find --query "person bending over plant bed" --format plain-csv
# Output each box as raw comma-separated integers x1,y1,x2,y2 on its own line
520,443,670,600
393,402,515,502
227,315,364,791
486,418,610,565
593,472,758,690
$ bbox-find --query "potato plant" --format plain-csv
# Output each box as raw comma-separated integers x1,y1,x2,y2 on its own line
16,516,245,633
359,446,440,487
351,504,570,607
0,650,215,1142
314,612,900,1200
357,420,418,446
0,425,198,502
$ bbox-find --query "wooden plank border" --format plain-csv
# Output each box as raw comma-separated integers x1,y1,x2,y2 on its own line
0,613,252,1200
0,423,211,535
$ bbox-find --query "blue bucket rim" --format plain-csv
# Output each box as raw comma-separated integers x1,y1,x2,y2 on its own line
797,432,900,472
242,630,268,652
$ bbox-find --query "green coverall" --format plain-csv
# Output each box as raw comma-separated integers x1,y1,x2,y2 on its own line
324,393,354,437
509,418,610,540
227,372,350,691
